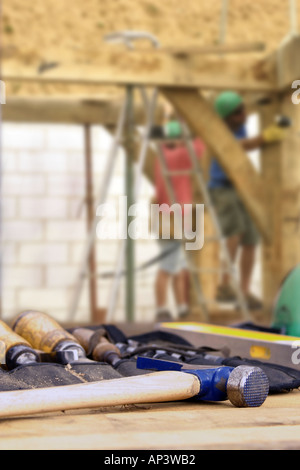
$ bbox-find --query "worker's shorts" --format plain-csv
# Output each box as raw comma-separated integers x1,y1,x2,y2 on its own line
209,186,260,246
157,239,187,274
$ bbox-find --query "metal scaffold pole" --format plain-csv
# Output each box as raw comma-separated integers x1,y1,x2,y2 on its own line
124,85,135,323
83,123,98,322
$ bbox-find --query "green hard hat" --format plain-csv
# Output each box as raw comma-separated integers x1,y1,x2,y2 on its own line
165,120,182,138
214,91,244,119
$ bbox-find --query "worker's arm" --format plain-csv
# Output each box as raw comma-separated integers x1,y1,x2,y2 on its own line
240,136,264,151
240,124,288,151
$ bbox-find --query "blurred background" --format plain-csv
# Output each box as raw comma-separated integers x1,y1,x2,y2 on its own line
1,0,300,326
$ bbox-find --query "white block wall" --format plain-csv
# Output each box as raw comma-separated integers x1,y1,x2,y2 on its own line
1,123,158,324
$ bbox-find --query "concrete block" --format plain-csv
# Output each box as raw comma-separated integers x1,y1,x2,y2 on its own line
66,151,85,173
19,243,69,265
3,123,46,150
18,151,67,173
2,198,17,218
3,175,45,196
46,220,86,241
46,266,77,287
2,288,17,310
3,221,43,241
47,174,84,196
20,197,68,219
18,288,69,310
2,151,17,172
45,125,84,150
1,243,16,265
3,266,43,288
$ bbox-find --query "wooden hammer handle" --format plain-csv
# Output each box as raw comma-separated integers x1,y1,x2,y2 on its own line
0,371,200,419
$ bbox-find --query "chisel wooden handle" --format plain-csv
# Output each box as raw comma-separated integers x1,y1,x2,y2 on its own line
0,371,200,419
72,327,121,365
0,320,31,352
0,320,39,369
12,311,83,354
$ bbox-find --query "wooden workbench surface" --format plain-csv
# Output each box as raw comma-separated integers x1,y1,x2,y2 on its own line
0,391,299,450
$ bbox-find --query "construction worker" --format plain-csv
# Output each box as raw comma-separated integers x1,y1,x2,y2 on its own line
209,90,286,309
153,118,205,322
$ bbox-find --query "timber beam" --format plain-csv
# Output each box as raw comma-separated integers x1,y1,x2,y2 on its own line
3,47,276,92
3,36,300,94
2,96,163,126
277,35,300,89
253,34,300,92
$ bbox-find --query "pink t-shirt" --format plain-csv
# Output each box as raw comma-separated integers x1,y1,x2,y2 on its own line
154,139,205,211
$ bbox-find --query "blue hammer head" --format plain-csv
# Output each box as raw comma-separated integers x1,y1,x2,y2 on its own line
136,357,269,408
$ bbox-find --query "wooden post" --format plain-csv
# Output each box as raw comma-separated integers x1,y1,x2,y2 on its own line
83,124,99,323
280,92,300,278
260,100,282,312
190,150,219,318
261,91,300,314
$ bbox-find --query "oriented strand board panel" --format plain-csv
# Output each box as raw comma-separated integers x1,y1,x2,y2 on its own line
2,0,298,98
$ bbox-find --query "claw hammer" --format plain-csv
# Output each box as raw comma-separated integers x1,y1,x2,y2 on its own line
136,357,269,408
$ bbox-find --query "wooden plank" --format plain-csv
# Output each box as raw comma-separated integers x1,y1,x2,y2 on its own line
161,88,271,242
253,35,300,91
0,393,299,450
280,92,300,273
260,101,283,308
189,151,219,313
2,96,159,126
2,96,125,125
3,47,276,92
261,92,300,307
277,35,300,89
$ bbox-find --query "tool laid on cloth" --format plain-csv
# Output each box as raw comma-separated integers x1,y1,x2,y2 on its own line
0,320,40,370
69,324,220,377
159,321,300,371
0,357,269,419
97,324,300,394
0,314,123,392
71,327,121,366
136,357,269,408
12,310,87,363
